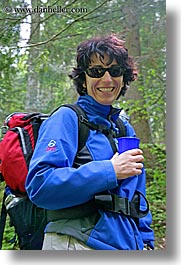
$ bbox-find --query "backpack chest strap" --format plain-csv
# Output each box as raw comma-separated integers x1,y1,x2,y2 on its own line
46,191,149,222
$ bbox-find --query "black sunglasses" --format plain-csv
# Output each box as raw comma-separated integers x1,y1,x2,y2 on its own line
85,66,125,78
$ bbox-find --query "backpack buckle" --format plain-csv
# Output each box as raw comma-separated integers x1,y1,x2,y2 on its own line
94,191,149,218
114,196,131,215
1,126,8,136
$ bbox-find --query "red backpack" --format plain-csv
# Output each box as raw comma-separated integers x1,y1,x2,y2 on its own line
0,112,48,194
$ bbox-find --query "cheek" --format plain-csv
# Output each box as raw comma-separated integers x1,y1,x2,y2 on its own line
114,78,124,90
85,80,91,94
85,77,97,92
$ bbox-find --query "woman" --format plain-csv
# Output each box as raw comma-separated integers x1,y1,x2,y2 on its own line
26,34,154,250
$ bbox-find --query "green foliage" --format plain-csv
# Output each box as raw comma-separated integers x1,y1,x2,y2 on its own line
1,219,18,250
145,143,166,249
0,183,17,249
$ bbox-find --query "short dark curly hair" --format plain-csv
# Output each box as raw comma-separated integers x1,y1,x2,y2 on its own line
69,34,138,97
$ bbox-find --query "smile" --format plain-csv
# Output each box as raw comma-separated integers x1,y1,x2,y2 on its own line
97,87,114,92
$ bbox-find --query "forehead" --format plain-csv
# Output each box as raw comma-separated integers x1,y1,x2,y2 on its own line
89,53,117,66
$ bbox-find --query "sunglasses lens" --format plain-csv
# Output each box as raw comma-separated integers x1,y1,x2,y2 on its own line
86,68,105,78
110,67,124,77
86,67,124,78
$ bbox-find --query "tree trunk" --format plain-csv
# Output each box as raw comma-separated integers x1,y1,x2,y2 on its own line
25,0,41,112
122,1,155,175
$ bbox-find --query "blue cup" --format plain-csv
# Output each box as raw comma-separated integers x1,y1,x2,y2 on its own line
117,137,140,154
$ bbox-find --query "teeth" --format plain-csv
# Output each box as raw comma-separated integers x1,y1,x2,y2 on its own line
98,88,114,92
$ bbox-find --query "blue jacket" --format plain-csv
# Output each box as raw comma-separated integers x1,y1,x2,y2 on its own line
26,94,154,250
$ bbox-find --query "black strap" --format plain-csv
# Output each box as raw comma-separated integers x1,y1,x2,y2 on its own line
47,200,97,221
62,104,90,152
47,191,149,222
115,118,126,138
50,103,90,153
0,191,7,249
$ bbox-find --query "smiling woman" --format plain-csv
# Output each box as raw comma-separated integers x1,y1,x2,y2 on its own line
69,34,137,98
25,34,154,250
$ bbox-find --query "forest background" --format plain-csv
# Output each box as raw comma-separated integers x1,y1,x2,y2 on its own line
0,0,166,250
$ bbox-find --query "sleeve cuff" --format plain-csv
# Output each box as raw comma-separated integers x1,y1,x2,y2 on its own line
103,160,118,190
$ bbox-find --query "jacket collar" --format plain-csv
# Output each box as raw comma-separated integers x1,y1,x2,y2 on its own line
77,95,121,122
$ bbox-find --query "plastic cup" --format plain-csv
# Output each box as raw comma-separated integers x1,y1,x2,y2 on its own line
117,137,140,154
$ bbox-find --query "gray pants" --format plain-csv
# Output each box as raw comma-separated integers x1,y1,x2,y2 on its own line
42,233,94,250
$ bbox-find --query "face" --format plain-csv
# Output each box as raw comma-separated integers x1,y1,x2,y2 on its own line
84,53,124,105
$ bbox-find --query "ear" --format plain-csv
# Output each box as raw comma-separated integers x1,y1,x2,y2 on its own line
83,81,86,88
82,72,87,92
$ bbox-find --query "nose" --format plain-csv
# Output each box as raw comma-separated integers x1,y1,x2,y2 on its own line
102,70,112,82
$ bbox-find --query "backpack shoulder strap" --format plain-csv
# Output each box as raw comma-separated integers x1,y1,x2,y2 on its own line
100,117,126,154
115,118,127,138
0,190,7,249
62,104,90,152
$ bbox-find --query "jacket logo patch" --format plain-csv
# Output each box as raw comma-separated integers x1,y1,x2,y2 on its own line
46,140,56,151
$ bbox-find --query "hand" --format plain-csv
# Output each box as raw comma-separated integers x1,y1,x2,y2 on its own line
111,149,144,180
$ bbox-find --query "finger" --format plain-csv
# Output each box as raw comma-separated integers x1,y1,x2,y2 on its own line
135,162,144,169
134,168,143,175
132,164,143,175
131,154,144,162
126,148,143,155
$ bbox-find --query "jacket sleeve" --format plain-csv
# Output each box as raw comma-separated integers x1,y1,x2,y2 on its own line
25,107,118,210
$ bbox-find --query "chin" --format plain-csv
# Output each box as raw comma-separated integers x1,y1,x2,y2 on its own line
98,100,114,105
